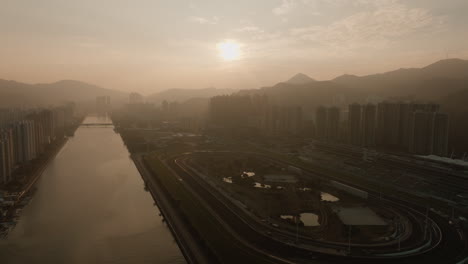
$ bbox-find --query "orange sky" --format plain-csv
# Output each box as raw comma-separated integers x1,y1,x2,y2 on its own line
1,0,467,94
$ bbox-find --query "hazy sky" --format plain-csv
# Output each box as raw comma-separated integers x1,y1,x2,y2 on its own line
1,0,468,94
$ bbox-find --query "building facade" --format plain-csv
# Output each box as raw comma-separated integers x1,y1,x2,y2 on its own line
362,104,377,147
348,103,362,146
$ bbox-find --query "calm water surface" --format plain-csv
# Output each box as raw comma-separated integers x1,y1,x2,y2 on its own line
0,116,185,264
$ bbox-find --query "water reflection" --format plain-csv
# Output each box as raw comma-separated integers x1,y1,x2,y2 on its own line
300,213,320,227
0,116,185,264
280,213,320,227
280,215,295,221
241,172,255,178
223,177,233,184
254,182,271,189
320,192,339,202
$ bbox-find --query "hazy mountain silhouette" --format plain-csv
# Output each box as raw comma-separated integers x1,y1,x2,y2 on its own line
238,81,357,112
442,89,468,112
284,73,316,85
331,58,468,100
1,58,466,109
237,59,468,111
147,87,237,104
0,79,127,106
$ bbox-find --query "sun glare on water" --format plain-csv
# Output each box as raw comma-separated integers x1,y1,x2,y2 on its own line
217,40,241,61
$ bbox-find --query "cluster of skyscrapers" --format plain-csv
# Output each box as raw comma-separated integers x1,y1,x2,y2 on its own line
264,105,303,135
209,94,303,135
315,102,449,156
0,105,74,185
207,95,449,157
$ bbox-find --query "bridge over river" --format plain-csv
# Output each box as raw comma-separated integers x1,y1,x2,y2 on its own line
80,122,114,127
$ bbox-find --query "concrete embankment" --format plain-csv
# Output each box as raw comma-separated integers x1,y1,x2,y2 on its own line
131,153,214,264
16,138,69,202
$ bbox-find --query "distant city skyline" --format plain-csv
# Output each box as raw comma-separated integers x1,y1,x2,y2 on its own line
1,0,468,93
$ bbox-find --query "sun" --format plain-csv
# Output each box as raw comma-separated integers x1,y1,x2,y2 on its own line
217,40,241,61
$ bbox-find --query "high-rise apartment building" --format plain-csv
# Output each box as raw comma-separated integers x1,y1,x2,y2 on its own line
362,104,377,147
348,103,362,145
399,103,413,149
315,106,327,140
0,139,8,184
0,106,74,185
376,102,401,147
288,106,303,135
409,111,434,155
432,113,449,157
0,131,13,184
326,107,340,142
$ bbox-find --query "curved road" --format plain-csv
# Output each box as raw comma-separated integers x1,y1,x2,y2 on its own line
165,151,466,264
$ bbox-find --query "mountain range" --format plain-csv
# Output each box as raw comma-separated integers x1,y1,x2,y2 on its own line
331,58,468,100
1,58,467,109
284,73,316,85
0,79,127,107
237,59,468,110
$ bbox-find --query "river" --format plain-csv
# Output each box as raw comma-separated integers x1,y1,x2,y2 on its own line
0,116,186,264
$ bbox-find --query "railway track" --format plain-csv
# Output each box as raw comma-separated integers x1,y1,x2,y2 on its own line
314,143,468,198
162,151,460,263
